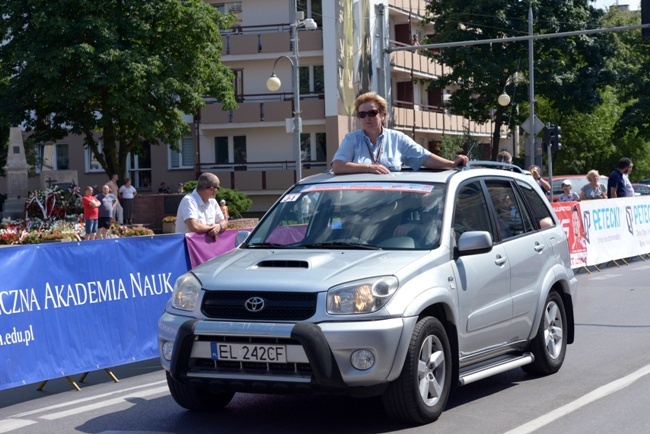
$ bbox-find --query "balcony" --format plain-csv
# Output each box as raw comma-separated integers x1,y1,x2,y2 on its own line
390,50,451,77
200,97,324,126
221,24,323,56
388,0,430,17
391,102,491,136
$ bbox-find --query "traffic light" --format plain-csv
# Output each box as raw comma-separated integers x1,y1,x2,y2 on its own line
543,124,552,147
550,125,562,153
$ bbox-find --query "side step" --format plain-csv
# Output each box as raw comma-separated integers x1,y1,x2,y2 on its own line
458,353,534,386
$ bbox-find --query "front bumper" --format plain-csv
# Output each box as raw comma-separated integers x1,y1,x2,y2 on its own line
158,311,416,395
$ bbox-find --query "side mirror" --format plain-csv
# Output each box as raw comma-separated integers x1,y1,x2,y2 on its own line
235,231,251,247
457,231,493,256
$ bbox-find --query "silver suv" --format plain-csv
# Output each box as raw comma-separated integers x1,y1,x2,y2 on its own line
158,163,577,425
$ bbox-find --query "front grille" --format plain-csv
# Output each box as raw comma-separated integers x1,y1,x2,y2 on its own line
201,291,317,320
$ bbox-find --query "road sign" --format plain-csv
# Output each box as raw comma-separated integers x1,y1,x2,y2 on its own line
521,116,544,136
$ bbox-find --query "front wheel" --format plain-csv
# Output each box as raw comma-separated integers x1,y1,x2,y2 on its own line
166,371,235,411
524,291,567,376
382,316,452,425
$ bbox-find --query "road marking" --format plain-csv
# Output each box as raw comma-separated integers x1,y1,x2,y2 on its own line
39,386,169,420
0,419,37,433
11,380,167,418
504,363,650,434
40,386,169,420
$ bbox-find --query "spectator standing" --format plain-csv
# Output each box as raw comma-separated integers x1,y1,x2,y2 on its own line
608,157,633,198
119,178,137,224
82,186,101,241
529,165,551,195
331,92,467,174
496,150,512,164
176,183,184,194
580,170,607,200
411,35,420,46
623,162,635,197
158,182,170,194
95,184,118,239
175,172,227,240
557,180,580,202
220,199,230,221
107,174,123,224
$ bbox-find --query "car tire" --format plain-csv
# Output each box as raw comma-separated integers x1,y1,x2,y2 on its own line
382,316,452,424
524,291,567,376
166,371,235,411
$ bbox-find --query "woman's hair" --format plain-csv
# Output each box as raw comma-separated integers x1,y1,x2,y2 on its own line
586,169,600,180
354,92,388,115
497,151,512,164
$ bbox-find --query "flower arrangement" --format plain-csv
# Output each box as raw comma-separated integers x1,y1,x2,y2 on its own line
120,226,155,237
162,215,177,223
25,184,83,226
0,230,19,245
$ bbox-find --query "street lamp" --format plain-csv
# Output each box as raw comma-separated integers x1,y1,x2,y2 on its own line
265,4,317,182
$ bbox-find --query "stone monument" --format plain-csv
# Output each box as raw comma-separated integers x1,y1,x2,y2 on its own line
2,128,31,220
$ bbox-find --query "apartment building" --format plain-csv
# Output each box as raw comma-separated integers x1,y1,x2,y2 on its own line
2,0,501,215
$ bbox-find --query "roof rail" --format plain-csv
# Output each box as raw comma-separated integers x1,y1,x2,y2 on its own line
464,160,527,174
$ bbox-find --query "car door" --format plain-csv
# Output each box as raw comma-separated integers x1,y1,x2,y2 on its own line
485,179,552,343
452,180,513,357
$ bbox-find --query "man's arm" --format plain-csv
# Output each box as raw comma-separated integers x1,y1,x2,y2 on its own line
422,154,468,170
610,187,617,198
331,159,390,174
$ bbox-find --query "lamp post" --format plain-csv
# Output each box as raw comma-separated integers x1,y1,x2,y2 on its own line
498,72,520,159
266,3,317,183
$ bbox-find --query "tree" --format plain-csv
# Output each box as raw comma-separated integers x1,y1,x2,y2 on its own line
0,0,237,182
422,0,614,161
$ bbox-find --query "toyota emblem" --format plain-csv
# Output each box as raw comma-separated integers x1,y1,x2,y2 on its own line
244,296,266,312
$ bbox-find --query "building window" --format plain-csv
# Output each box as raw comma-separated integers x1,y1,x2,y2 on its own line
300,132,326,162
85,143,103,173
38,143,70,173
215,136,229,164
299,65,324,95
233,69,244,102
170,137,194,169
234,136,247,164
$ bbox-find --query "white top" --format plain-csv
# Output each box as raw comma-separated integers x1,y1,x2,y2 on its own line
119,185,137,199
175,189,225,234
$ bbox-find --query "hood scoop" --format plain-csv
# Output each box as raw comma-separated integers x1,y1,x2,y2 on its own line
256,260,309,269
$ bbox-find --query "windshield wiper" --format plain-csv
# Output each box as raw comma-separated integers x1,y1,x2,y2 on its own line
302,241,382,250
245,242,290,249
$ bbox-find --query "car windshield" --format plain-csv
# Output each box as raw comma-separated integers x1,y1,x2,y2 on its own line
244,181,445,250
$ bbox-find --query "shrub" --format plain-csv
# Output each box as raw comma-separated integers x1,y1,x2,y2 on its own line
217,188,252,219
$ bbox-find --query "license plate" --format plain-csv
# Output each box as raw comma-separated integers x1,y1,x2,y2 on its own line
210,342,287,363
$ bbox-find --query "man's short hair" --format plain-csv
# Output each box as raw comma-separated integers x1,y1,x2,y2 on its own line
618,157,632,169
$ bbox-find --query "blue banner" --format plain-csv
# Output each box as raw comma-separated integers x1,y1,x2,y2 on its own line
0,234,191,390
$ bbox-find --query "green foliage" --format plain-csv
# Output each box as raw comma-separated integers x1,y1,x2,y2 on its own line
0,0,237,181
179,181,251,219
182,181,197,193
423,0,613,160
217,188,252,219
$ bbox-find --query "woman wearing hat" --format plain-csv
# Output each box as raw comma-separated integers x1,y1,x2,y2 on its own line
558,179,580,202
220,199,230,220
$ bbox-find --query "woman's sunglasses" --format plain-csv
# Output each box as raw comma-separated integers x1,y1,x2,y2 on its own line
357,109,380,119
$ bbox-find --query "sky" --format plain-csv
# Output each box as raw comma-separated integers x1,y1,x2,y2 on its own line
592,0,640,10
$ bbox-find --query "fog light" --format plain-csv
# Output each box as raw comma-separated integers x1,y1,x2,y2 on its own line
350,349,375,370
162,341,174,361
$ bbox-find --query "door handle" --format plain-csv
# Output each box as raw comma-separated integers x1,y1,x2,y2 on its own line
495,255,507,266
534,242,544,252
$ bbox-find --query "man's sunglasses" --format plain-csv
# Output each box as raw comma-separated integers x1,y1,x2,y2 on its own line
357,109,380,119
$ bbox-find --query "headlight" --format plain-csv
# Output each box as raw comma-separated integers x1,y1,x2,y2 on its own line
327,276,398,315
171,273,202,311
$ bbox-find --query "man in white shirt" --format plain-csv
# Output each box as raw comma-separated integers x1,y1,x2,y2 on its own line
175,172,227,239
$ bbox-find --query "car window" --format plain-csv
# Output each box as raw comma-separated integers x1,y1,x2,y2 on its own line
518,180,555,229
246,182,445,250
453,181,492,242
485,180,532,240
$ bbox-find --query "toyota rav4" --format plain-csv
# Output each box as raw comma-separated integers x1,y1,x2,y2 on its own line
158,163,577,425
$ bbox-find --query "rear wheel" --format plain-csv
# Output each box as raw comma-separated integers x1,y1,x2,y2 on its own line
524,291,567,375
166,371,235,410
382,316,452,425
